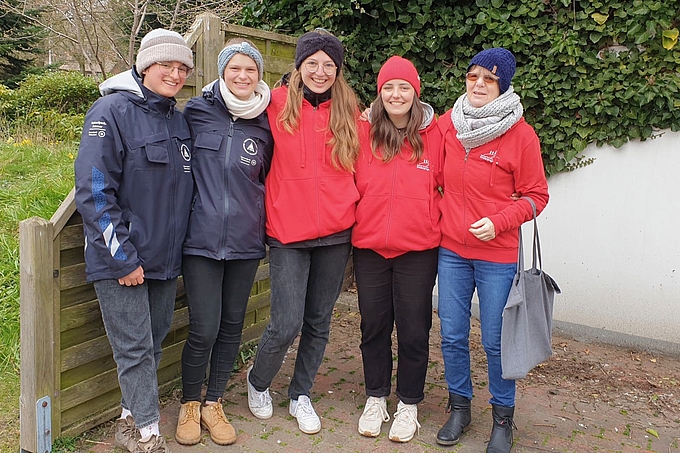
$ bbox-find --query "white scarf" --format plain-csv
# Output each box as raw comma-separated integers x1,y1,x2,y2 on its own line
219,78,271,119
451,86,523,150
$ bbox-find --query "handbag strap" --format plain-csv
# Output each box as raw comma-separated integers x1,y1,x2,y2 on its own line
517,196,543,272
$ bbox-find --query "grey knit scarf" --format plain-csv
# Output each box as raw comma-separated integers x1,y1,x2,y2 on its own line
451,86,523,150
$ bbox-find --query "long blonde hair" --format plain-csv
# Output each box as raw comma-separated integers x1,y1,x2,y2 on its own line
276,67,360,172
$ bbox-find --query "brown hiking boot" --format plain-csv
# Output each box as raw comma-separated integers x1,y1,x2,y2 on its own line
114,415,138,452
175,401,201,445
201,399,236,445
133,434,170,452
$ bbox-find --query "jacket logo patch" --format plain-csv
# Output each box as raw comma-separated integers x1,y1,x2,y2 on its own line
180,144,191,161
416,159,430,171
243,138,258,156
88,121,107,138
240,155,256,166
480,150,497,163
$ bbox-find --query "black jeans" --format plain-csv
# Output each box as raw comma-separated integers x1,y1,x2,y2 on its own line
180,255,260,402
249,242,352,400
353,247,438,404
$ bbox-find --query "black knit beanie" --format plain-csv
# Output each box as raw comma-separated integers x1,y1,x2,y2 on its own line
294,30,344,71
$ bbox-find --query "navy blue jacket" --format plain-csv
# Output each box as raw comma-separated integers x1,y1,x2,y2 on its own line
74,69,194,282
182,80,274,260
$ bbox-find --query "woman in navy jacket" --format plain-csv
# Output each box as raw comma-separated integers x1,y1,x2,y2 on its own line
174,38,273,447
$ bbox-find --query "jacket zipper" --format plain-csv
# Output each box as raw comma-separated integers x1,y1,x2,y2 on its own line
462,146,471,250
165,114,177,278
384,155,398,251
313,105,321,237
221,119,235,259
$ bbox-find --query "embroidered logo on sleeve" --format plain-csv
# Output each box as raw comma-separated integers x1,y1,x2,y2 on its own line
416,159,430,171
88,121,107,138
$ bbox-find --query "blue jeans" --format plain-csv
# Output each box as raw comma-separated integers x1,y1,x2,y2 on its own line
437,247,516,407
249,242,352,400
180,255,260,402
94,278,177,428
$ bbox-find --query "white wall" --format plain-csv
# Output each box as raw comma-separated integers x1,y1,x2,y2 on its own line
537,130,680,346
433,130,680,351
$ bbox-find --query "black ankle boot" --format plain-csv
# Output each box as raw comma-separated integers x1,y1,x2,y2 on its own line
485,405,516,453
436,393,471,445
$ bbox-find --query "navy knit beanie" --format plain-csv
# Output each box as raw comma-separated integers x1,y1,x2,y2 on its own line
295,29,344,72
468,47,516,94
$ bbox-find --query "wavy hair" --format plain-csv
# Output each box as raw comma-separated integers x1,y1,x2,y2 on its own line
370,95,425,162
276,64,360,172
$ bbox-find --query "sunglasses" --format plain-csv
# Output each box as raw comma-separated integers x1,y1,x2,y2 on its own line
466,72,499,85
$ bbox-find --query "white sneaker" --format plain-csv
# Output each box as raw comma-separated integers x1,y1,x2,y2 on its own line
289,395,321,434
358,396,390,437
247,365,273,419
388,401,420,443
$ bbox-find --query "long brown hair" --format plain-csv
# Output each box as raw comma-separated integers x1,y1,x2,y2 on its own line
370,95,425,162
276,67,360,172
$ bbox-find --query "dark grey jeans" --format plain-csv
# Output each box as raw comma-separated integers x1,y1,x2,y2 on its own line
248,242,352,400
94,278,177,428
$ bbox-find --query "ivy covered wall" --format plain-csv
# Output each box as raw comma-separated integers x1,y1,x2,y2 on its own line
239,0,680,175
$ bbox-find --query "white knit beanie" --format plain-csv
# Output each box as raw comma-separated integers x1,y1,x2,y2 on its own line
136,29,194,74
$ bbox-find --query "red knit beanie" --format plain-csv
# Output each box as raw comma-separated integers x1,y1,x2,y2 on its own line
377,56,421,97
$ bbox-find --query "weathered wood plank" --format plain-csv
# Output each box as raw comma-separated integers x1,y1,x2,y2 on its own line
241,321,267,345
60,246,84,268
61,368,119,411
246,290,271,313
61,335,111,372
61,320,106,350
61,354,116,389
60,224,84,251
60,262,87,290
60,299,102,332
52,234,63,436
50,188,76,238
19,217,56,452
60,284,97,309
223,23,298,45
60,388,121,431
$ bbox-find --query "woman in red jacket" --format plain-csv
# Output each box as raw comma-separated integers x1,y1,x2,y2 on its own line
435,48,549,453
245,29,362,435
353,56,442,443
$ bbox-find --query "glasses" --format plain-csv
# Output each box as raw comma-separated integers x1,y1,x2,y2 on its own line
156,62,190,78
466,72,499,85
304,61,337,75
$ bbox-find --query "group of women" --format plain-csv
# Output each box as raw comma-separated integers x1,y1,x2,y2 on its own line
77,26,548,453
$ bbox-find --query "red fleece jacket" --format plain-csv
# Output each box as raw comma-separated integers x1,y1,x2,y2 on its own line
352,120,444,258
265,86,360,244
438,111,549,263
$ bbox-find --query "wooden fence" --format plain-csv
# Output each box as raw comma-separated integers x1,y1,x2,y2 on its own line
19,16,304,452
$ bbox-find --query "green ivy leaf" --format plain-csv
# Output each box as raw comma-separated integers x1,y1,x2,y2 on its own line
646,428,659,438
662,29,679,50
591,13,609,25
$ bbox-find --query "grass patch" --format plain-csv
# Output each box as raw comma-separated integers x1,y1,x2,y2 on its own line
0,128,78,449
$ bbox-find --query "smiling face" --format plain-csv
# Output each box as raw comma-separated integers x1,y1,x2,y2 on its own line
142,61,188,98
380,79,415,129
223,53,259,101
300,50,337,94
465,64,501,108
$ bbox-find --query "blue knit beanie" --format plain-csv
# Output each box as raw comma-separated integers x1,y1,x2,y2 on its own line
217,41,265,81
468,47,516,94
294,30,344,71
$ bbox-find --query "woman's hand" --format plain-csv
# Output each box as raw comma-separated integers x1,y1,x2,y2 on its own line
118,266,145,286
469,217,496,241
358,105,372,122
